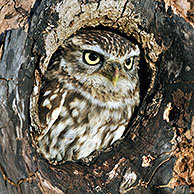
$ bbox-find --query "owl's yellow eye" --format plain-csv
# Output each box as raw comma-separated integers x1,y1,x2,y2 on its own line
84,51,101,65
124,57,134,70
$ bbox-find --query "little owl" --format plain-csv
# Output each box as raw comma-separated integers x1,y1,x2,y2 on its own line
37,30,140,164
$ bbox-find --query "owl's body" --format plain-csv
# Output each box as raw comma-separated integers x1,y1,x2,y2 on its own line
37,30,140,163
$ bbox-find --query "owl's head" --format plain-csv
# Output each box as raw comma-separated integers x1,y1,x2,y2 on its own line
58,30,140,100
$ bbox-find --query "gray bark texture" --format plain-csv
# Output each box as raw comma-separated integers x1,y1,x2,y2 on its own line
0,0,194,194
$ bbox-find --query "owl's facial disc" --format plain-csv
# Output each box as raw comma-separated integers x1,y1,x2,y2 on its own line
67,32,140,91
81,49,137,87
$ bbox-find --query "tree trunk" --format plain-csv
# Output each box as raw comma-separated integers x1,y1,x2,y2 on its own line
0,0,194,194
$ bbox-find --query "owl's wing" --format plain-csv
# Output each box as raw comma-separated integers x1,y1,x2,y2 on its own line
38,79,66,137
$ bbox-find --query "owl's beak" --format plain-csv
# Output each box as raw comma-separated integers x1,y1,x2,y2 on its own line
112,65,120,87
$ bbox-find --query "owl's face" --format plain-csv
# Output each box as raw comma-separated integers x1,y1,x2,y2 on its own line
59,30,140,97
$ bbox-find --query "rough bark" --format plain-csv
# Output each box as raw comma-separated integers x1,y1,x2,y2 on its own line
0,0,194,194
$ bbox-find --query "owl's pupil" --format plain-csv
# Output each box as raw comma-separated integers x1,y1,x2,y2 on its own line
89,53,98,61
126,58,131,65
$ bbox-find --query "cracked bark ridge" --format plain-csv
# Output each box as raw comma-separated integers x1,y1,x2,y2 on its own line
160,0,194,28
0,0,36,34
0,0,194,194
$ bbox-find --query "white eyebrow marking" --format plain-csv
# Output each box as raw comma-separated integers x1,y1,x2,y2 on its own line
128,45,140,57
81,45,107,56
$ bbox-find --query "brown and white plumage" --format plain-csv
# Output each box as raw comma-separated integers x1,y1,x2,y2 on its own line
37,30,140,163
